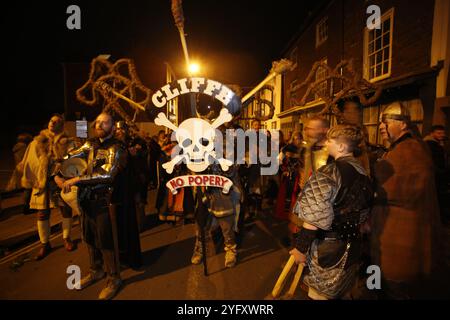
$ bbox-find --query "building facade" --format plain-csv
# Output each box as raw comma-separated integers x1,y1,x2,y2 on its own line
238,74,283,131
242,0,450,145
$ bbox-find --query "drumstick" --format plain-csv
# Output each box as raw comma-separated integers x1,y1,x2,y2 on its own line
272,255,295,298
286,263,304,297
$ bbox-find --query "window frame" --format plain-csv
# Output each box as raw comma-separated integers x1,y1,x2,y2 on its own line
362,99,424,146
316,16,328,48
314,58,328,101
363,8,395,83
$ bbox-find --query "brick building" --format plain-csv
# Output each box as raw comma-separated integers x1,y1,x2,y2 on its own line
242,0,450,146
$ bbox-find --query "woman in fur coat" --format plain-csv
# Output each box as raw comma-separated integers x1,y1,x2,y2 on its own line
20,114,76,260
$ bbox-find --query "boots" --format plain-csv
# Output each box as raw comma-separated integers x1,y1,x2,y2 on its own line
36,220,51,260
35,242,52,261
77,269,106,290
78,245,106,290
64,238,75,252
98,277,122,300
98,249,122,300
61,215,75,252
224,243,237,268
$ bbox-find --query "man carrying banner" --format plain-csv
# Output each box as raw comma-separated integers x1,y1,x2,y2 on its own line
191,162,242,269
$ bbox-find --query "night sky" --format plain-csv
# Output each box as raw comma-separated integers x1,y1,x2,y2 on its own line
2,0,326,146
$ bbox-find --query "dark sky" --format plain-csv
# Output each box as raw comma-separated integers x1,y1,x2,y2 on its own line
1,0,325,145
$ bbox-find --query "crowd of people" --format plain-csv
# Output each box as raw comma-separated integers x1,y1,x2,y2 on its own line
283,102,448,299
5,99,450,300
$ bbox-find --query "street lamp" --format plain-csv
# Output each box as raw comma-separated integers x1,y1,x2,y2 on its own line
187,62,201,118
188,62,200,75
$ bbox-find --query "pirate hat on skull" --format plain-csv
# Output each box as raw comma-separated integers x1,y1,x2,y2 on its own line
381,101,411,122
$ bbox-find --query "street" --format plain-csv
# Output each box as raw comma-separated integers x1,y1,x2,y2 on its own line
0,208,308,300
2,184,450,300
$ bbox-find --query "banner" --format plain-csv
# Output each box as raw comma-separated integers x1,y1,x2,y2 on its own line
166,175,233,195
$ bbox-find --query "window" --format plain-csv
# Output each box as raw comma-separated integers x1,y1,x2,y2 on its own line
248,102,253,118
362,99,423,145
281,119,294,138
364,8,394,82
315,58,328,100
406,99,424,134
363,105,381,144
253,100,260,118
316,16,328,47
167,99,177,124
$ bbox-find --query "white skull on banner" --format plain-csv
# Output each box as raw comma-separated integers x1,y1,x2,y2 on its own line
155,108,233,173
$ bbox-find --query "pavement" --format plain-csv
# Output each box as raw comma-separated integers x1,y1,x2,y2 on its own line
0,189,158,254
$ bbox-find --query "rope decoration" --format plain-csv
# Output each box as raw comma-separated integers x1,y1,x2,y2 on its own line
76,57,152,133
255,98,275,122
232,84,275,123
270,58,295,75
252,85,275,122
291,59,383,121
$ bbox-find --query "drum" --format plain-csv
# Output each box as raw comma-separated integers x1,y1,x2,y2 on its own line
60,158,87,179
59,158,87,216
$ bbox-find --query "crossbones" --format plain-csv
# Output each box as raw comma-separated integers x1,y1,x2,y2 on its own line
155,108,233,174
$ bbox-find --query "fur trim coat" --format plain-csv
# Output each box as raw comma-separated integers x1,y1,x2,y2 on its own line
20,129,73,210
370,133,442,285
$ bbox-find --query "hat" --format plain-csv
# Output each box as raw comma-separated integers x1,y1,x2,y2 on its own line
381,102,411,122
60,158,87,178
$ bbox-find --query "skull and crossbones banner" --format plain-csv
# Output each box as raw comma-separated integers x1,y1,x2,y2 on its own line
152,77,241,194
